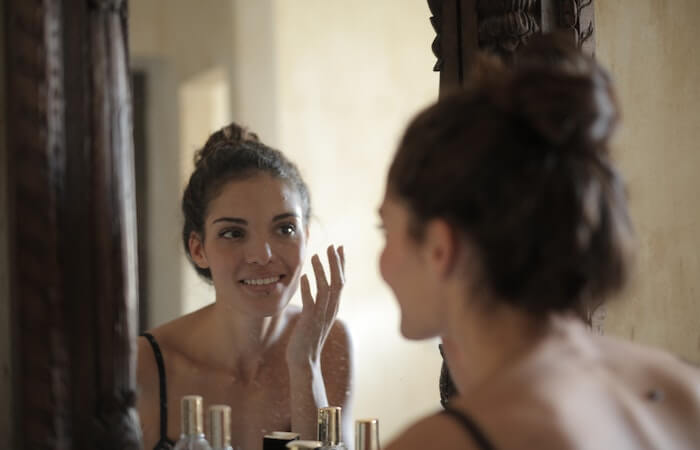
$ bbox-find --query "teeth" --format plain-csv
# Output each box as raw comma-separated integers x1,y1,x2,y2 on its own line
242,276,280,286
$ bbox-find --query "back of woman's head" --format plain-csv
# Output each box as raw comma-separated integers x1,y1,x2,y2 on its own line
388,34,635,314
182,122,311,280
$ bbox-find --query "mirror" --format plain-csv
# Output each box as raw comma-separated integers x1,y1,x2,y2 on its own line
129,0,441,443
127,0,700,447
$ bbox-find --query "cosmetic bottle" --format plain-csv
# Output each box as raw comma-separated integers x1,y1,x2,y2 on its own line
355,419,380,450
209,405,233,450
317,406,346,450
263,431,300,450
286,440,323,449
173,395,213,450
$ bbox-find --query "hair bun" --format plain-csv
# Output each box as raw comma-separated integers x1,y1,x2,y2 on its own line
476,33,621,154
508,67,618,152
194,122,260,169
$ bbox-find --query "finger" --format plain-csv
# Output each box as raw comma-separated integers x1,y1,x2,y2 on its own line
300,274,314,310
327,245,344,289
338,245,346,272
311,254,330,303
326,245,344,321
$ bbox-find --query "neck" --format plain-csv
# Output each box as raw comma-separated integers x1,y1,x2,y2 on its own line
441,291,551,395
197,298,286,382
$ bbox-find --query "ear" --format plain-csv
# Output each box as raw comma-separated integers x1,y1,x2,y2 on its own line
423,218,458,279
188,231,209,269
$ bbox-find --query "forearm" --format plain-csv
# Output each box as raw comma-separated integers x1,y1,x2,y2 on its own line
289,361,329,440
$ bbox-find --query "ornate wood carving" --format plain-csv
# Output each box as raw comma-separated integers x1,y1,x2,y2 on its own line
558,0,595,54
428,0,443,71
5,0,141,448
429,0,597,89
476,0,540,59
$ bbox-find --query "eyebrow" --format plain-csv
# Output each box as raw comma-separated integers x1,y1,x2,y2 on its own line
211,212,300,225
272,212,301,222
212,217,247,225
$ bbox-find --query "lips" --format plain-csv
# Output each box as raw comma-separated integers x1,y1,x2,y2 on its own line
239,272,286,288
240,275,283,286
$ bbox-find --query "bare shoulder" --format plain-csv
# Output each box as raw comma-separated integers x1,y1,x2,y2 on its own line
136,332,162,448
322,318,353,404
384,412,481,450
600,334,700,414
136,308,209,392
147,308,208,349
320,317,352,368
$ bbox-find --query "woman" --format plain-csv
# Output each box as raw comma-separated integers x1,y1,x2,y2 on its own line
380,36,700,449
137,124,352,450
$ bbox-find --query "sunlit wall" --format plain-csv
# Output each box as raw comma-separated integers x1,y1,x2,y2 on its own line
595,0,700,364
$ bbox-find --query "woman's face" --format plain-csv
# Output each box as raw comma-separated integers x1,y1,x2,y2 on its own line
191,173,307,316
378,192,443,340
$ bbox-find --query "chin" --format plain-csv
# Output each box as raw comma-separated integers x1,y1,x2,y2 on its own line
400,318,440,341
234,292,289,318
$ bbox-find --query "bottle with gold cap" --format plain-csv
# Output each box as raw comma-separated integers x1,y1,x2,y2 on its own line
286,440,323,449
174,395,213,450
355,419,380,450
208,405,233,450
263,431,300,450
317,406,346,450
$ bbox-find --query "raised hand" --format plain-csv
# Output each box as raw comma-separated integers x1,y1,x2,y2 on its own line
286,244,345,367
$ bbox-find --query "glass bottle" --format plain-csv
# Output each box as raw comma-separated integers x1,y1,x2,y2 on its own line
355,419,380,450
263,431,300,450
317,406,346,450
209,404,233,450
286,441,323,449
173,395,213,450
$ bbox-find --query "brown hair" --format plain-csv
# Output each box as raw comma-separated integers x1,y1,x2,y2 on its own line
182,122,311,280
388,35,634,314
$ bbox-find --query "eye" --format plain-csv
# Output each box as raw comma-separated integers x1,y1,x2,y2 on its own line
220,228,245,239
277,223,297,236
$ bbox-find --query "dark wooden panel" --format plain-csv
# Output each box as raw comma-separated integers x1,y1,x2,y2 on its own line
5,0,142,448
430,1,597,89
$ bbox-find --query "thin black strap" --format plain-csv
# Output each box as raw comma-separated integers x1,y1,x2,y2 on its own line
442,407,496,450
141,333,175,449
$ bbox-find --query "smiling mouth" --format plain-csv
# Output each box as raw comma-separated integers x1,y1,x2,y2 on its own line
240,275,284,286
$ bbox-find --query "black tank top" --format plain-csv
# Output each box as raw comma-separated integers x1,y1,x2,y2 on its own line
141,333,176,450
442,407,497,450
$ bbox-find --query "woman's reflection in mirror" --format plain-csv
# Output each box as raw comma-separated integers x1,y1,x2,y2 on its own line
137,123,353,450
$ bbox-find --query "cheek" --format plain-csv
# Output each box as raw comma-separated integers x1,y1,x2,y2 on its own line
379,243,392,284
279,238,305,273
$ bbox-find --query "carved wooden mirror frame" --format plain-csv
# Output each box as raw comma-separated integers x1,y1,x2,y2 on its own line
429,0,600,408
2,1,595,448
4,0,140,448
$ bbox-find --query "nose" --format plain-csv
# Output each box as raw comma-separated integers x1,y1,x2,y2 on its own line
245,237,273,265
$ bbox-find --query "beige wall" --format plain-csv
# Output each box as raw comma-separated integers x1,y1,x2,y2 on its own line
274,0,443,437
0,0,13,445
273,1,441,440
596,0,700,364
